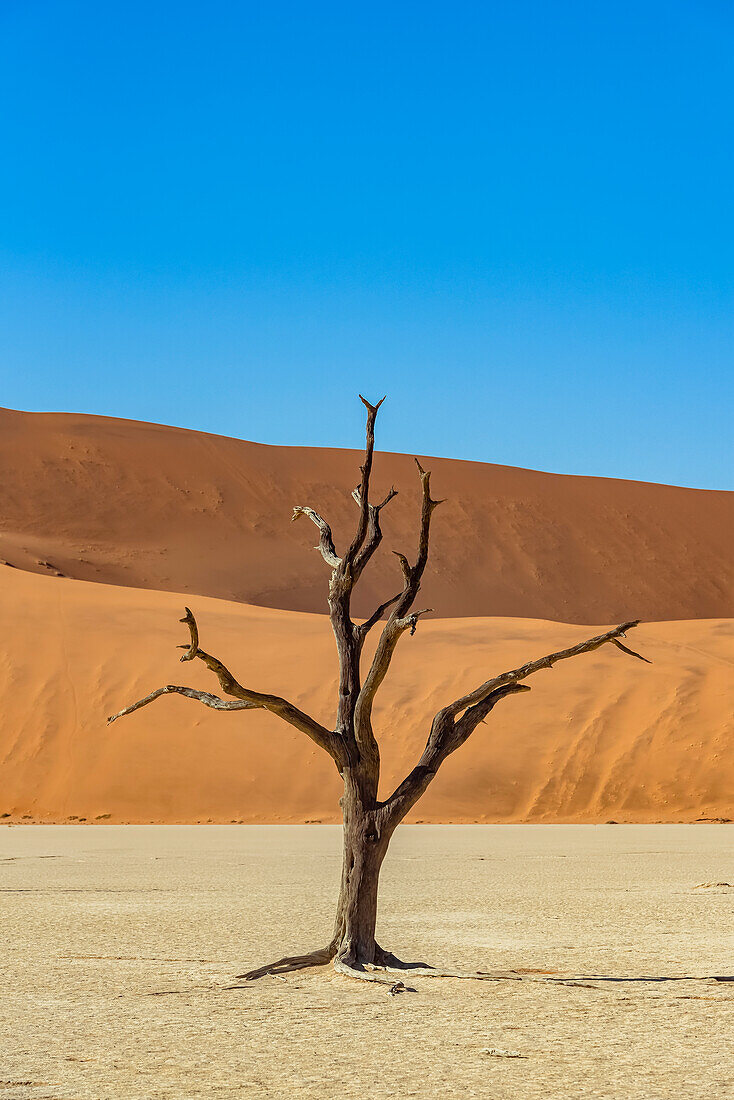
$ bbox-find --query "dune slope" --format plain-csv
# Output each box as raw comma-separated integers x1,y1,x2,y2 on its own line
1,568,732,824
1,406,732,623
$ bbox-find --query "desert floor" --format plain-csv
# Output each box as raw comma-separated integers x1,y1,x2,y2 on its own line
2,825,734,1099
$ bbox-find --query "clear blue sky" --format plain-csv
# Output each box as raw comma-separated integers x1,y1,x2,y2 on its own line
1,1,732,488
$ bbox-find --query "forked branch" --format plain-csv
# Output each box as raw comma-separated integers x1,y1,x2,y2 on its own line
359,592,402,637
351,484,398,580
355,458,443,724
382,621,651,823
343,395,385,570
291,399,396,589
439,620,649,720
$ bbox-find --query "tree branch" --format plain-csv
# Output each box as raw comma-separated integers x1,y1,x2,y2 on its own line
355,459,443,733
380,621,650,825
395,608,433,637
438,620,649,720
351,484,398,581
323,396,391,781
111,608,344,767
107,686,257,724
343,395,385,570
380,684,528,824
291,507,342,569
391,550,411,585
359,592,402,638
386,459,444,621
409,459,444,589
610,637,652,663
351,486,397,512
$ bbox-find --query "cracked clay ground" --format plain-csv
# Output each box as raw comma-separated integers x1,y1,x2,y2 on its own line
2,824,734,1099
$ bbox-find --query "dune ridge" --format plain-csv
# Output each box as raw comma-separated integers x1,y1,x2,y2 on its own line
1,568,731,825
1,406,732,624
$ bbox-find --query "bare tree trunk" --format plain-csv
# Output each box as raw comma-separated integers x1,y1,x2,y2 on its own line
331,779,391,965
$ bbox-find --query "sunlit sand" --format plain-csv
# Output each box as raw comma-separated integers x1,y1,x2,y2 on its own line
3,824,733,1099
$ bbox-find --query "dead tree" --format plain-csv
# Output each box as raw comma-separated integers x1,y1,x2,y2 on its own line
109,395,650,985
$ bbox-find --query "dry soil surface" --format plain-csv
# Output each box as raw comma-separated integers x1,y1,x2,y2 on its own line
2,824,734,1099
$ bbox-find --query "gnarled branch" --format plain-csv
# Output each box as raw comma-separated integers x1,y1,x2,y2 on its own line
107,685,257,724
359,592,402,638
381,621,650,824
351,484,398,581
384,459,444,622
318,396,393,777
291,507,341,569
343,395,385,570
438,620,648,721
610,637,652,663
410,459,444,586
351,485,397,512
113,608,344,768
391,550,411,585
395,608,433,637
355,460,443,732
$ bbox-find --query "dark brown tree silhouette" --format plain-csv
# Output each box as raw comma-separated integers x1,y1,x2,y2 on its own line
109,396,650,986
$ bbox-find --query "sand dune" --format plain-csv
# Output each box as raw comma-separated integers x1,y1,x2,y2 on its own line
1,406,732,623
2,408,731,823
1,567,731,824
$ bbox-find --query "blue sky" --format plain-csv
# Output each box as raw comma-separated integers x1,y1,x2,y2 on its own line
1,1,732,488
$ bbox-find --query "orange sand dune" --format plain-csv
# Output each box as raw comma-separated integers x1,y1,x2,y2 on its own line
1,567,731,824
1,407,732,623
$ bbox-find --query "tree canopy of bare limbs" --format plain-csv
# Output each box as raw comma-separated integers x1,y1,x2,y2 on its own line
109,395,650,987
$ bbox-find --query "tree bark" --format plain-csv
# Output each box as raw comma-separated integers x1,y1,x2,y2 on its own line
331,777,393,965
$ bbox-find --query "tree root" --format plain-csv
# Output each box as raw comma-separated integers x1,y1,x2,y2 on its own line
234,941,543,988
235,944,336,981
332,944,521,989
332,951,415,990
232,941,732,992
